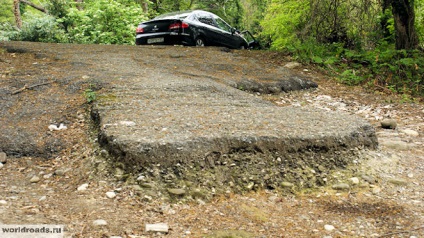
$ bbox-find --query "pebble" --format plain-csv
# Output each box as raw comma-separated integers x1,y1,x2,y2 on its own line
332,183,350,190
0,152,7,163
349,177,359,185
361,175,376,184
93,219,108,226
167,188,186,196
371,186,381,194
400,129,419,137
284,62,301,69
281,182,294,188
39,196,47,201
388,178,408,186
145,223,169,233
324,224,335,231
106,191,116,199
0,163,3,169
381,119,397,129
77,183,89,191
54,169,67,176
0,200,7,205
30,176,40,183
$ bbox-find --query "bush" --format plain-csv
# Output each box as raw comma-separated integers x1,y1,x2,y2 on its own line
8,14,68,43
62,0,146,45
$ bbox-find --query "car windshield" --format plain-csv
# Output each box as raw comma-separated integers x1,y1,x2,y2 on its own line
215,18,232,33
154,11,191,20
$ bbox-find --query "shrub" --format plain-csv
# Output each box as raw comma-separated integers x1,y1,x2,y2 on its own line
62,0,146,45
8,14,68,43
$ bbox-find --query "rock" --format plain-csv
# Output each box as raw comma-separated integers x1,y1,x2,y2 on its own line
332,183,350,190
400,129,419,137
361,175,376,184
54,169,67,176
284,62,301,69
30,176,40,183
388,178,408,186
0,163,3,169
145,223,169,233
0,152,7,163
381,119,397,129
349,177,359,185
371,186,381,194
281,182,294,188
106,191,116,199
93,219,107,226
39,196,47,201
379,140,414,151
167,188,186,196
0,200,7,205
77,183,89,191
324,224,335,231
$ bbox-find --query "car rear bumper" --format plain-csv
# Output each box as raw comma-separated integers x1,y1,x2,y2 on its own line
135,32,193,46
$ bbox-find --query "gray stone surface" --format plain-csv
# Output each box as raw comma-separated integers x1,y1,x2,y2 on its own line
93,70,377,168
0,42,378,192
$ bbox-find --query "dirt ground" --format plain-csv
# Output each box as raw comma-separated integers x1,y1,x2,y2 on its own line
0,43,424,238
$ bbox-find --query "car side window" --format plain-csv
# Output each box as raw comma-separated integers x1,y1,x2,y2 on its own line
214,18,232,33
197,13,215,27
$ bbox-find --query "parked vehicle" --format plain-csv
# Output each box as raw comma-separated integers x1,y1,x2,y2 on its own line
135,10,258,49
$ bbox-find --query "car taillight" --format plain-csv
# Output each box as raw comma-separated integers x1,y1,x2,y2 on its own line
136,27,144,33
169,22,189,30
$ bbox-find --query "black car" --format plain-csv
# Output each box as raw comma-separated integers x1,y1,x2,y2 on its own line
135,10,257,49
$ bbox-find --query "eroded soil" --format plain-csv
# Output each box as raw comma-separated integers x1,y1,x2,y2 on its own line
0,42,423,237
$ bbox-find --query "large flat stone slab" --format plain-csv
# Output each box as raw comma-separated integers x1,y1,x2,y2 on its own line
93,70,377,170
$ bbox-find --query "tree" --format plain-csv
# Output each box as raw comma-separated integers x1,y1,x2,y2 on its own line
13,0,22,28
383,0,419,49
13,0,47,29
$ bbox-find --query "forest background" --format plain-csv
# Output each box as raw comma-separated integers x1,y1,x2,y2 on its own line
0,0,423,97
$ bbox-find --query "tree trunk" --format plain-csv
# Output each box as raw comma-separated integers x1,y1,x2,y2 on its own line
13,0,22,29
384,0,419,50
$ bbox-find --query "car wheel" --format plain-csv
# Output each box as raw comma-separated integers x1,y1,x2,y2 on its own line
195,37,206,47
239,44,247,50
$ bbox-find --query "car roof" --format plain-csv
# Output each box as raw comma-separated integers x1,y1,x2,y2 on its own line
153,10,218,20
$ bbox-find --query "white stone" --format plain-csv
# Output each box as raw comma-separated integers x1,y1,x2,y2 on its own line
324,224,335,231
106,191,116,199
145,223,169,233
0,163,3,169
400,129,419,137
284,62,301,69
0,200,7,205
30,176,40,183
349,177,360,185
77,183,89,191
39,196,47,201
93,219,107,226
119,121,136,127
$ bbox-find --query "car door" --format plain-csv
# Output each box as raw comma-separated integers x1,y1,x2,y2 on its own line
213,17,242,49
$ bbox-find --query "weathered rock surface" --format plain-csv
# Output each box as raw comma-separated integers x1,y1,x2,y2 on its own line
0,41,378,194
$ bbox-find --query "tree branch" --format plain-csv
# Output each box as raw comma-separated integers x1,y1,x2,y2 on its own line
21,0,47,13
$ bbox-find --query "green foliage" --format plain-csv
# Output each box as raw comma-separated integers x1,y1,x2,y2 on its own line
8,13,68,43
260,0,309,50
335,46,423,96
0,0,14,23
84,88,97,103
62,0,145,44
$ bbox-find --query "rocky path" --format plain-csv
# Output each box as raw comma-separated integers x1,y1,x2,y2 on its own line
0,42,423,237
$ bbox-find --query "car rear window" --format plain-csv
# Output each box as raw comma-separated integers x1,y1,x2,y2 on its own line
155,12,190,20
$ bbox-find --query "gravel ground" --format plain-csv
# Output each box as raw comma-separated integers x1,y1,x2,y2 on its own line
0,42,423,238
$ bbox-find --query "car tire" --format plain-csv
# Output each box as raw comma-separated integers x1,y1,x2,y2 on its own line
239,44,247,50
195,37,206,47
